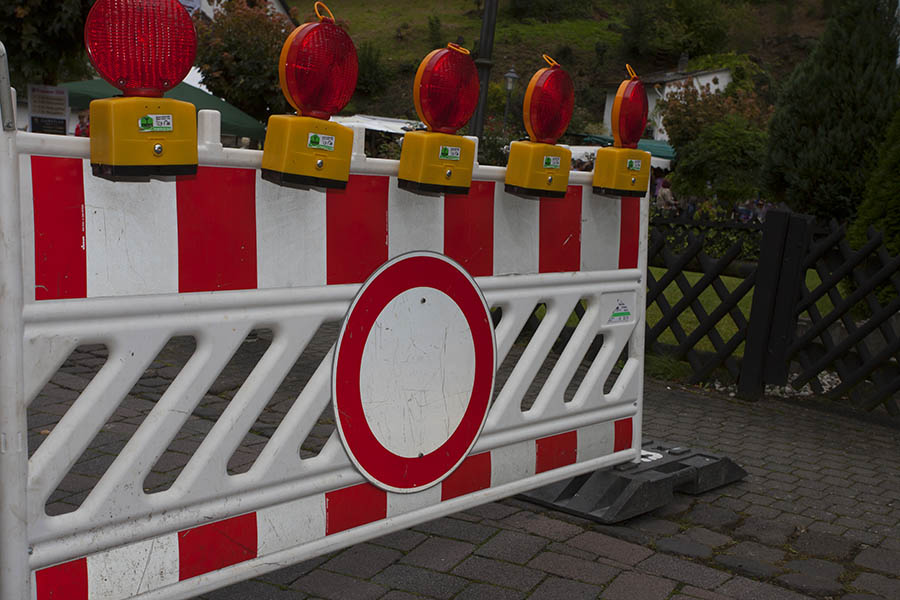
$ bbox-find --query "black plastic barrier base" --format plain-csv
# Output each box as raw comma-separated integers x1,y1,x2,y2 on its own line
519,440,747,524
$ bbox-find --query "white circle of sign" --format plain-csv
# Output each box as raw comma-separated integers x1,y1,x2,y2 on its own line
333,252,496,493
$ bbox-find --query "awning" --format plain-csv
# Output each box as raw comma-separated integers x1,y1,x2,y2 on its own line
59,79,266,140
581,134,675,161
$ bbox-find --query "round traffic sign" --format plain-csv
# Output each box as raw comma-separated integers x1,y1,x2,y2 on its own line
333,252,496,492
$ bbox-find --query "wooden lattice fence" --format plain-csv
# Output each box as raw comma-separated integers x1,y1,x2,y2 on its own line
644,211,900,416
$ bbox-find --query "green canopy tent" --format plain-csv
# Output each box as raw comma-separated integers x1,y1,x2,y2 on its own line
581,134,676,161
60,79,266,141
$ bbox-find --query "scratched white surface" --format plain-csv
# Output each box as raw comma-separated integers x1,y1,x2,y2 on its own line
359,286,476,457
82,162,179,297
85,533,179,599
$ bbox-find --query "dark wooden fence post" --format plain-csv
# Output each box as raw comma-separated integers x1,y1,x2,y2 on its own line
762,214,812,385
739,211,789,398
739,211,811,398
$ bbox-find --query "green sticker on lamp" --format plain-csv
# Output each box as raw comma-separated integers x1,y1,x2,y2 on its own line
308,132,336,151
138,114,173,132
439,146,461,161
543,156,561,169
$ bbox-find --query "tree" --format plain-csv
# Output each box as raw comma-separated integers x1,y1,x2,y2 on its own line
657,78,772,151
194,0,295,123
623,0,730,61
849,102,900,257
0,0,93,92
765,0,900,221
671,114,768,207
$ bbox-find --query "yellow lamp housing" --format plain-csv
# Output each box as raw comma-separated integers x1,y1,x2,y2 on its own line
397,131,476,195
89,96,198,180
398,43,480,195
261,115,353,189
504,141,571,198
592,146,651,197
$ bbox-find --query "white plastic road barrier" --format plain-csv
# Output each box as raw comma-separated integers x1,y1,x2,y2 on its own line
1,102,648,599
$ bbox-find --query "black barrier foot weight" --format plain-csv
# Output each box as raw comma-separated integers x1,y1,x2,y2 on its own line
518,440,747,524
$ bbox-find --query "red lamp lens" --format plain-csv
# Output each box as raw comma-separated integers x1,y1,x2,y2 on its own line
616,79,648,148
85,0,196,97
526,67,573,145
416,47,479,134
282,21,358,120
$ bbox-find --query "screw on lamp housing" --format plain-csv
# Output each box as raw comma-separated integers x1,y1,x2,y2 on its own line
85,0,199,180
397,43,480,196
261,2,358,190
503,54,574,199
592,64,652,197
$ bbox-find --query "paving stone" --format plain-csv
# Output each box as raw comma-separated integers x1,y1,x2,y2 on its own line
783,558,843,580
852,572,900,599
734,516,796,546
716,576,814,600
679,585,734,600
291,569,386,600
638,553,732,589
683,527,733,548
776,573,844,596
840,594,883,600
725,541,786,563
630,516,682,536
545,541,597,561
474,529,547,564
200,579,306,599
528,576,602,600
655,534,713,559
451,556,543,592
371,565,468,600
652,496,694,518
321,543,401,579
567,531,654,565
399,537,474,572
377,592,423,600
372,529,428,552
714,555,782,579
601,571,677,600
593,523,655,546
453,583,526,600
854,546,900,576
499,511,583,541
527,551,620,586
262,556,330,586
686,504,740,529
412,516,497,544
791,530,858,560
463,502,520,521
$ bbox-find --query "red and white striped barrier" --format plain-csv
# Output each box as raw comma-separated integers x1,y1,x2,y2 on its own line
21,158,640,301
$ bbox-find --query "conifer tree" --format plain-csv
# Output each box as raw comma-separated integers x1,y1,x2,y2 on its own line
849,102,900,257
765,0,900,221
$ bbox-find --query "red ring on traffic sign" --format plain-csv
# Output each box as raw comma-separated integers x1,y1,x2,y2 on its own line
333,252,496,492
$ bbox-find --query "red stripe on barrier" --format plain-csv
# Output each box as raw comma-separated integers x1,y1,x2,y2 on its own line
614,418,634,452
444,180,494,277
35,557,88,600
178,512,258,581
539,185,582,273
325,482,387,535
31,156,87,300
441,452,492,501
326,175,389,284
176,167,257,293
618,196,640,269
535,430,578,473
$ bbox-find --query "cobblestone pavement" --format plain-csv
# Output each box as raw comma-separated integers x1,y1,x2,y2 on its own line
28,335,900,599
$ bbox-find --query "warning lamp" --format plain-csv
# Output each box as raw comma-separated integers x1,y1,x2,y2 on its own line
397,43,479,195
593,65,651,197
504,55,574,198
85,0,198,180
261,2,358,189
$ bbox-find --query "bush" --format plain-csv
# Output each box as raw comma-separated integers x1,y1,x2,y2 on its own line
355,42,392,97
427,15,442,49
